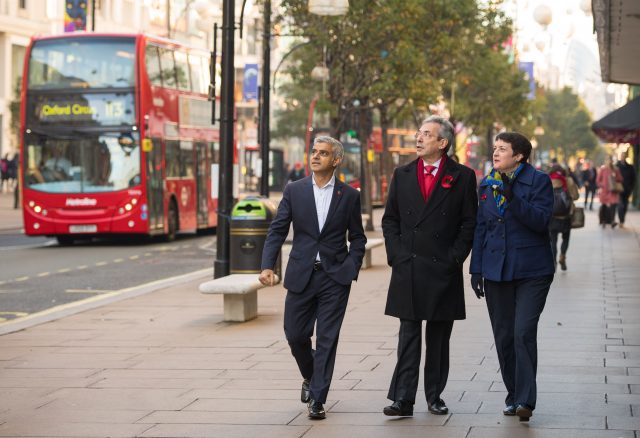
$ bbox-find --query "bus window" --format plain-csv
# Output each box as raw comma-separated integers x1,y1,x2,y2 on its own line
189,55,206,94
174,50,190,91
166,140,181,177
209,142,219,164
28,37,135,89
159,48,176,89
145,45,162,86
180,141,194,178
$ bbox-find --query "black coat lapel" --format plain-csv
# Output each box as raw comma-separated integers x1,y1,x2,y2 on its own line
403,159,425,209
320,179,345,234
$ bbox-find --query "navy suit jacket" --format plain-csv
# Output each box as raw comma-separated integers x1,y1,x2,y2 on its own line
261,176,367,293
470,163,555,282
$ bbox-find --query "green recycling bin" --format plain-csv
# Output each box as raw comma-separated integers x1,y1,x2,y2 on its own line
230,196,281,276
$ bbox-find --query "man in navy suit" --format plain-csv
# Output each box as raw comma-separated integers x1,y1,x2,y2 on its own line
260,136,366,420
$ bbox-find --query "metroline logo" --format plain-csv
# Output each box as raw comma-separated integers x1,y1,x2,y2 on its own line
65,198,98,207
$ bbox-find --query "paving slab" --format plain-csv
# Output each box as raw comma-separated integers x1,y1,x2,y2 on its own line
0,207,639,437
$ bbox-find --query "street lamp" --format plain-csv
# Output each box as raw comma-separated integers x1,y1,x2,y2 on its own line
214,0,237,279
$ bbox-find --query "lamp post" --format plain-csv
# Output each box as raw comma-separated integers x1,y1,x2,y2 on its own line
259,0,271,197
214,0,236,278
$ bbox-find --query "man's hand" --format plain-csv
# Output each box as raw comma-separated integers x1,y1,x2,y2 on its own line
499,173,514,201
259,269,275,286
471,274,484,299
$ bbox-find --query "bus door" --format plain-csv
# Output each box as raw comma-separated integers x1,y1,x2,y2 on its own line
146,138,164,232
195,142,209,227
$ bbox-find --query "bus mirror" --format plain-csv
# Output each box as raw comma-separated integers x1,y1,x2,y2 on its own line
142,139,153,152
118,133,136,156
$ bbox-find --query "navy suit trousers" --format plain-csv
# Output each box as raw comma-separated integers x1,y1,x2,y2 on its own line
283,268,350,403
484,275,553,409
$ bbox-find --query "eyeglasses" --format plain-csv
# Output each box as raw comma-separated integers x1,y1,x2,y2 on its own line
414,130,440,140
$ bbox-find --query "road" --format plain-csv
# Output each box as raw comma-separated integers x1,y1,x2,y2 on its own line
0,231,217,321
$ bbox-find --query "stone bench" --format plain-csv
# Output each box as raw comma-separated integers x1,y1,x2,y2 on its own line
362,237,384,270
199,274,280,322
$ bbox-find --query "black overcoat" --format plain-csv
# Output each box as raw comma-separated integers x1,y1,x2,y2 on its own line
382,157,477,321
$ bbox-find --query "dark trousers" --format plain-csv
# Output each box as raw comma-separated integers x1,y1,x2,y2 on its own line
618,192,631,224
549,218,571,263
387,319,454,404
283,269,350,404
599,204,617,225
584,187,596,210
484,276,553,409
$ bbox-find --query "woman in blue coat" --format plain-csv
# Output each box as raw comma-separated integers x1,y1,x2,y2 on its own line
470,132,555,422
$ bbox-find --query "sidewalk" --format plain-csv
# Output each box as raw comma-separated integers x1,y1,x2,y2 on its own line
0,207,639,437
0,191,22,232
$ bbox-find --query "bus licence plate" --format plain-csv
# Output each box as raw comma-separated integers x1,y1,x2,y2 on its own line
69,225,98,234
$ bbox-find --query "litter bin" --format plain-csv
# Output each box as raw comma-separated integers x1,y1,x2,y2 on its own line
230,196,281,276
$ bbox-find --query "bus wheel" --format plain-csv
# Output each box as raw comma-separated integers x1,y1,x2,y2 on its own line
56,235,74,246
166,201,178,242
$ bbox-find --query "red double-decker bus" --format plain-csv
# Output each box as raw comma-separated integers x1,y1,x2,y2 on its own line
20,33,225,244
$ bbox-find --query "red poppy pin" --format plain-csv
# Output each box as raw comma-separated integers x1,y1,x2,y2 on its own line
441,175,454,189
480,194,487,201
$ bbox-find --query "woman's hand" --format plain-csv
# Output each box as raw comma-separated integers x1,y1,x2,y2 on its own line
471,274,484,299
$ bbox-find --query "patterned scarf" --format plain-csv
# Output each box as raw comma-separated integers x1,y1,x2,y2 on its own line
485,164,524,215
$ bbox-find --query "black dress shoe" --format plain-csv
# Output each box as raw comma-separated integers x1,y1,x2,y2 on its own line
383,400,413,416
516,404,533,422
308,399,326,419
503,404,516,416
301,379,310,403
428,398,449,415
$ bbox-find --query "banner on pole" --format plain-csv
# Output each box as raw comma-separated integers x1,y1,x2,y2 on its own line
243,64,259,101
64,0,88,32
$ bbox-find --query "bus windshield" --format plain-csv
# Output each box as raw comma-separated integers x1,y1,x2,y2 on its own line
24,131,141,193
28,37,136,89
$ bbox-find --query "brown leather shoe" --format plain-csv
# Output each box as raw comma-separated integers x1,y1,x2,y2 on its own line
428,398,449,415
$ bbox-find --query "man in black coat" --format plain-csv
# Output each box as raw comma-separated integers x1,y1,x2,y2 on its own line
616,151,636,228
260,136,366,420
382,116,477,417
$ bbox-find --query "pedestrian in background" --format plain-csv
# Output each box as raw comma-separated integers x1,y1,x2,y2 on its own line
597,156,623,228
470,132,555,422
382,116,477,417
259,136,366,420
287,162,305,183
548,163,580,271
581,160,597,210
0,154,9,193
616,150,636,228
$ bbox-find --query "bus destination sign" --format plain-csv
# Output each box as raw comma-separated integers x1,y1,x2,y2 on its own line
30,93,135,126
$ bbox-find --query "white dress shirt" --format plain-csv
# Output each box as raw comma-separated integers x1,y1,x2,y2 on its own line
422,157,442,176
312,173,335,261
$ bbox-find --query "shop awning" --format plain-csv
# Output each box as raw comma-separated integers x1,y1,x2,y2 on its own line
592,96,640,143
